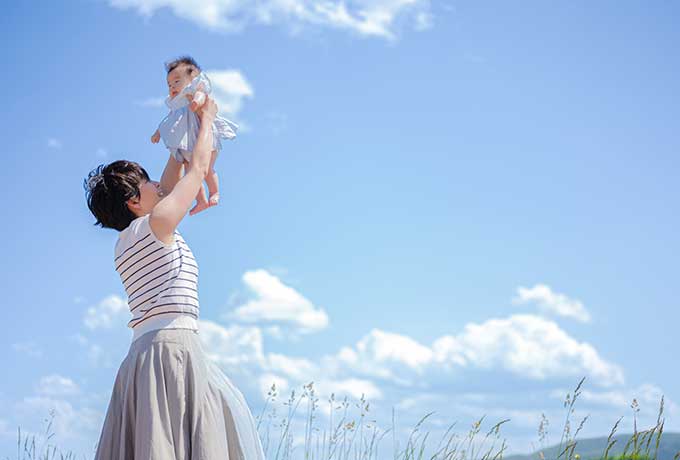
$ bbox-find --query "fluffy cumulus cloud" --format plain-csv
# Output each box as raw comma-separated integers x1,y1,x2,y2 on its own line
198,314,623,412
227,269,329,335
326,315,623,387
109,0,432,40
204,69,254,119
83,294,129,330
197,319,382,403
329,329,434,385
64,284,674,455
199,320,266,368
438,314,622,385
513,284,591,323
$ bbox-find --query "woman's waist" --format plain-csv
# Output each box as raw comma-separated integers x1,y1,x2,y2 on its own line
130,311,199,343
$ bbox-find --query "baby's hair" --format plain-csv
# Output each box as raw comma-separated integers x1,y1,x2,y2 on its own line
165,55,201,75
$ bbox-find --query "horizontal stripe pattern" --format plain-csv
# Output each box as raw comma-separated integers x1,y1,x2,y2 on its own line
115,216,200,331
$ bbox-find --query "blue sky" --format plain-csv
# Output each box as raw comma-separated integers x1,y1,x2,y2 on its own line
1,0,679,458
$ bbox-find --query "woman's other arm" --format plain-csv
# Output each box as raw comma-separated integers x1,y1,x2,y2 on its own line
149,97,218,242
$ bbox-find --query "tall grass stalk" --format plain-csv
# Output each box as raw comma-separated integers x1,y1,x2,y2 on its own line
5,377,674,460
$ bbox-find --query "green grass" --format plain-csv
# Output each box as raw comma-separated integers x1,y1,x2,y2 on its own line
4,377,679,460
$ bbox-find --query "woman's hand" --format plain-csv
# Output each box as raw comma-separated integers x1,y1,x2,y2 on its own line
190,90,207,112
196,96,218,123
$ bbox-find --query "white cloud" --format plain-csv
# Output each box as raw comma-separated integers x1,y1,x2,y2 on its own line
195,319,383,403
14,396,101,441
109,0,432,40
258,373,290,399
330,329,433,385
327,315,623,387
513,284,591,323
135,96,166,107
395,393,441,411
35,375,80,397
198,319,266,367
83,294,128,330
553,383,678,417
139,69,253,129
314,377,383,401
414,11,432,31
205,69,254,119
439,314,622,385
265,110,288,136
266,353,317,381
70,333,115,368
47,138,62,149
12,341,43,358
227,269,329,334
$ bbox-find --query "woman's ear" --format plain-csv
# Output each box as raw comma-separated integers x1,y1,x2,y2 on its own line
126,196,141,216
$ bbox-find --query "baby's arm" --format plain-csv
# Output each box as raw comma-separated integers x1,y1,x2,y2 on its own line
159,153,184,196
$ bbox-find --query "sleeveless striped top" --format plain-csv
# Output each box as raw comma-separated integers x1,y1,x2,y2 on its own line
114,214,200,341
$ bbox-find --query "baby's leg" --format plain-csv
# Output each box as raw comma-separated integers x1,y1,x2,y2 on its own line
205,150,220,205
184,159,211,216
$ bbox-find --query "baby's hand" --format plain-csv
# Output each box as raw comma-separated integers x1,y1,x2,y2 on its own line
151,130,160,144
190,90,207,113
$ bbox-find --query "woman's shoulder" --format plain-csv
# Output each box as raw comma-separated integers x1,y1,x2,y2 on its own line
114,214,183,261
114,215,152,258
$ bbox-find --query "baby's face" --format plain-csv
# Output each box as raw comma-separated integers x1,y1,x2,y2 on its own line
167,65,196,99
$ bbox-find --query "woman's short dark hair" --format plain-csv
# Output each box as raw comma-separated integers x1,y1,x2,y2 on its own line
84,160,150,231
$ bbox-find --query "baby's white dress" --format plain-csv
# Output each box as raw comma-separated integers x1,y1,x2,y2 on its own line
157,72,239,163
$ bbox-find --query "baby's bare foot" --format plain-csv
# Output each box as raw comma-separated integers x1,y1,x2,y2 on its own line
189,201,211,216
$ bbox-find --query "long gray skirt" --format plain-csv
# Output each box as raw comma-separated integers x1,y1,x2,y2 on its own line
94,328,266,460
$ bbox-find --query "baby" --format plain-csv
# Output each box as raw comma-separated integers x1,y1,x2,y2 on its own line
152,56,238,215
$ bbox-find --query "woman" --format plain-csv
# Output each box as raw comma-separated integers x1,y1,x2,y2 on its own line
84,97,265,460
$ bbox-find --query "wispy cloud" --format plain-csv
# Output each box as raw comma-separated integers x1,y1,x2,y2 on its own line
70,333,114,368
11,341,43,358
14,396,101,441
47,138,62,149
35,374,81,397
264,110,288,136
513,284,591,323
135,96,166,108
550,383,679,419
109,0,433,41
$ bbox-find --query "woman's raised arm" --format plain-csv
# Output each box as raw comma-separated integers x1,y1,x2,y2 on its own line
149,97,218,243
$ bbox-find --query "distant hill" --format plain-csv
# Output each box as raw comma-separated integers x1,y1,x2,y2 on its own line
505,433,680,460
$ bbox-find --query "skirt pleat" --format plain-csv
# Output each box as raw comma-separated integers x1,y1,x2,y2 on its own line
94,328,265,460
